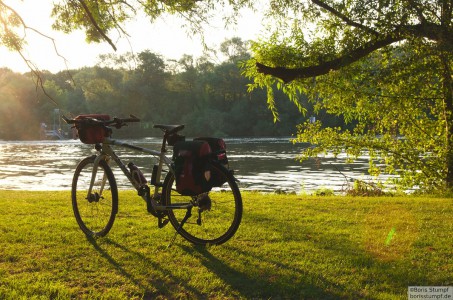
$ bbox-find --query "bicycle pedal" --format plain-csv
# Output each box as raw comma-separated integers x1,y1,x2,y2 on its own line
158,218,170,229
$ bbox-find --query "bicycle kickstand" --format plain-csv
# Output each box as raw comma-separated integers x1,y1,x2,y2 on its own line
158,217,169,229
167,206,192,248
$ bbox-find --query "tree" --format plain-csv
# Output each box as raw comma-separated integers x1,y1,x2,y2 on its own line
244,0,452,192
220,37,250,63
0,0,203,51
0,68,42,139
0,0,249,66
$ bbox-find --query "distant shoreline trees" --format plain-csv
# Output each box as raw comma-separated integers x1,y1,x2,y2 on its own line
0,41,327,140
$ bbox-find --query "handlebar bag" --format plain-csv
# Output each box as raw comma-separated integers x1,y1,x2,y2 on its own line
172,140,212,196
193,137,228,187
74,114,111,144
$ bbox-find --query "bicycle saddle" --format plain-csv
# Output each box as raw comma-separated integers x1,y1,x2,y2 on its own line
153,124,185,134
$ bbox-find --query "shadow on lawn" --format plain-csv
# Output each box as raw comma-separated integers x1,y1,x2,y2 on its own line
86,236,206,299
173,205,433,299
87,233,340,299
84,203,435,299
178,243,344,299
199,207,430,299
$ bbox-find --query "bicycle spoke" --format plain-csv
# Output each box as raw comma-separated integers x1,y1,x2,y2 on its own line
163,164,242,245
72,156,118,237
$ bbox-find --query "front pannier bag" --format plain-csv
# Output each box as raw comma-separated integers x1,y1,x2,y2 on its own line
172,140,212,196
74,114,111,144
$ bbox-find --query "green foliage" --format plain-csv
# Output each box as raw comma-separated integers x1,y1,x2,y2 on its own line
345,180,386,197
313,187,334,196
0,2,24,51
0,69,41,139
244,0,453,193
1,0,253,55
51,1,129,44
289,45,452,192
0,42,305,140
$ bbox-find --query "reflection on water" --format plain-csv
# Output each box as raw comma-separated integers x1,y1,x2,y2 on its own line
0,138,387,193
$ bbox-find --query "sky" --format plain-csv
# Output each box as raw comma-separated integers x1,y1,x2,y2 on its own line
0,1,264,73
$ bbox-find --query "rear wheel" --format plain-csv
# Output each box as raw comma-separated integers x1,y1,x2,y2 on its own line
72,156,118,237
162,163,242,245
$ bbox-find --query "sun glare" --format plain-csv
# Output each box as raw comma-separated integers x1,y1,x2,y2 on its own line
1,0,65,73
1,1,264,73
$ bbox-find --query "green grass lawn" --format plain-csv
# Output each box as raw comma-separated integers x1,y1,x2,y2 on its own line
0,190,452,299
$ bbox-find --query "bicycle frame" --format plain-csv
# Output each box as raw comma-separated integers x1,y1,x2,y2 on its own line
65,115,242,244
87,136,191,214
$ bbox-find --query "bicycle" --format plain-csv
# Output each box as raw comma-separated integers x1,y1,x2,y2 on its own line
62,114,242,245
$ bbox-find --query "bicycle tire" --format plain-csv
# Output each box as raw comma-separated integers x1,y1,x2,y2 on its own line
72,155,118,237
162,163,242,245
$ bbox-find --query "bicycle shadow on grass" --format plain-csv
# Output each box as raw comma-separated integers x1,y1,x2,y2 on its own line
85,235,205,299
176,207,432,300
177,243,340,299
201,207,430,299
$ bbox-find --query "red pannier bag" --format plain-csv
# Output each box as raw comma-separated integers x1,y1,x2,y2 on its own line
193,137,228,166
74,114,111,144
193,137,229,187
172,140,212,196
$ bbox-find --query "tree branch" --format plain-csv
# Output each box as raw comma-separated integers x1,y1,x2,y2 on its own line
311,0,380,36
0,1,62,105
405,0,427,23
256,21,452,83
78,0,117,51
256,35,403,83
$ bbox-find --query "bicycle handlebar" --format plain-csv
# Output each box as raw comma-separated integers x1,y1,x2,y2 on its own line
62,114,140,129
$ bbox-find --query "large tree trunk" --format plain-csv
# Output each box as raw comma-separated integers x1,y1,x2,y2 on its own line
442,53,453,188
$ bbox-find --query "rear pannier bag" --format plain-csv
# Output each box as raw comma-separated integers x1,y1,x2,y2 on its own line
74,114,111,144
172,140,212,196
193,137,228,165
193,137,228,187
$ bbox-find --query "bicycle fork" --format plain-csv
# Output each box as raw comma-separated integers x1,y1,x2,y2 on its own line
86,154,108,201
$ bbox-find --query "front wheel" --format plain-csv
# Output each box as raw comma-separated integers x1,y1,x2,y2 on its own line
72,156,118,237
162,163,242,245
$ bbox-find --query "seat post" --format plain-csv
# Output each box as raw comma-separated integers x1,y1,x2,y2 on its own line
161,133,168,153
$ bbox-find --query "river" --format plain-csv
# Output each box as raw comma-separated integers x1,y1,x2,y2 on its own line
0,137,385,194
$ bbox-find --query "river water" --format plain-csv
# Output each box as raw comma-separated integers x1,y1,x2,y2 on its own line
0,137,385,194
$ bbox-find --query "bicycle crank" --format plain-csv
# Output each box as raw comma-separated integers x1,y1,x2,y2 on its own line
196,194,211,225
